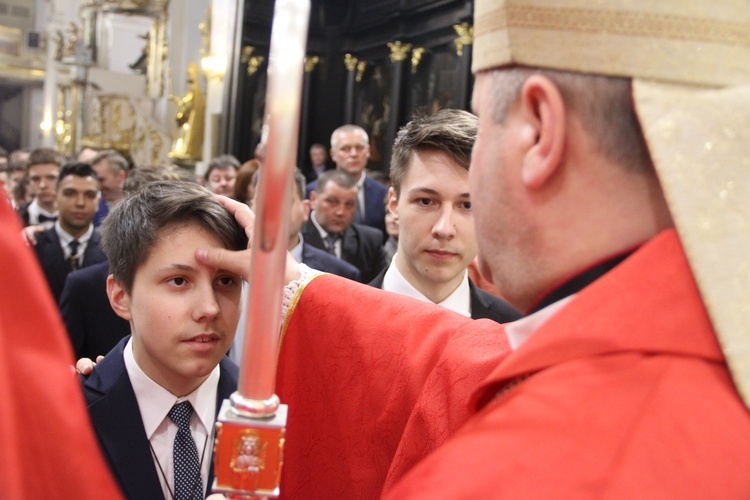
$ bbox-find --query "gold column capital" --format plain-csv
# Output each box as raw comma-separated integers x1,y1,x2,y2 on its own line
453,22,474,56
388,41,412,63
344,53,358,71
304,55,320,73
240,46,255,63
355,60,367,82
411,47,425,74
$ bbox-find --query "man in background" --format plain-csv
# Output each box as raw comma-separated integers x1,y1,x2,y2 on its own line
308,125,388,238
19,147,63,227
90,150,130,223
205,154,240,197
305,143,331,183
33,162,106,303
303,169,387,283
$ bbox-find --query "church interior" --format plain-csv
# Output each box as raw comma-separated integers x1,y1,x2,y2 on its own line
0,0,476,175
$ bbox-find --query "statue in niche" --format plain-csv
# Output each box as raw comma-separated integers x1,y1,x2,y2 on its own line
129,32,149,74
169,62,205,162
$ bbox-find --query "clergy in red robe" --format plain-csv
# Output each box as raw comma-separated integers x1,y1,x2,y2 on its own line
199,0,750,496
0,196,122,497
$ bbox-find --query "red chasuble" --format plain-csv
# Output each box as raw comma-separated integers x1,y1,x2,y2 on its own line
386,229,750,497
276,277,510,498
0,198,123,497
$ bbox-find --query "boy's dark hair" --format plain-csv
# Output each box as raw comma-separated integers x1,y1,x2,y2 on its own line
102,181,248,293
27,148,64,171
56,162,99,188
390,109,477,196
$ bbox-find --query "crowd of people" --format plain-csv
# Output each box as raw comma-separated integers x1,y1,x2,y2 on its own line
3,0,750,497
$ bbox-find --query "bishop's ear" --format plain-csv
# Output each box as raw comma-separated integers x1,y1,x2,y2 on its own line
107,275,132,321
519,74,566,190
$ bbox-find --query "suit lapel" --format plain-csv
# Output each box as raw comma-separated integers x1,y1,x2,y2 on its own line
301,220,326,251
82,230,107,267
85,343,163,498
341,226,359,264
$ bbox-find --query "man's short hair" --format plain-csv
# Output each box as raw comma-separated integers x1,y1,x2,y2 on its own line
390,109,478,196
27,148,63,170
206,154,241,180
488,67,653,174
91,150,130,173
330,125,369,149
315,169,357,193
56,162,99,188
102,181,248,293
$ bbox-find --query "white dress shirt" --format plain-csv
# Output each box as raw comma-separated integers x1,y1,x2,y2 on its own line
504,295,575,350
382,255,472,317
124,338,219,498
310,212,342,258
54,221,94,259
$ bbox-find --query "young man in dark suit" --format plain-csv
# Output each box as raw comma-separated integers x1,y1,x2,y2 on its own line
80,181,247,499
33,162,106,303
369,110,520,323
303,169,388,283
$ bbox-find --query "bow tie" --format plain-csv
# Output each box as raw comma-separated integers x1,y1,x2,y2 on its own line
38,214,57,223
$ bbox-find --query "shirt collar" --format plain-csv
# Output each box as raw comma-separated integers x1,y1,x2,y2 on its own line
124,337,220,439
356,171,366,188
382,255,472,317
310,210,332,239
504,295,575,350
55,221,94,248
290,234,304,262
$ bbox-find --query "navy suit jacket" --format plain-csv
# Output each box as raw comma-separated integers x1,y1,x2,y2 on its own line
369,268,522,323
34,227,107,303
306,176,388,238
301,219,388,284
302,241,361,281
81,337,239,499
59,260,130,359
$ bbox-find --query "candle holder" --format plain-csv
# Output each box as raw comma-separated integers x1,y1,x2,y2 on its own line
210,0,310,497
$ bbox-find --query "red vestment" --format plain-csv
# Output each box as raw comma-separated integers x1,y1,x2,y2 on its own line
0,198,122,497
386,229,750,497
277,280,510,498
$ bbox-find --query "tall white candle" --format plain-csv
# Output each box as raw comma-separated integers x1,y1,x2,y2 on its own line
233,0,311,415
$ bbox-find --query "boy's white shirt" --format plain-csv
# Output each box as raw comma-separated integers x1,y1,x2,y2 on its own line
124,337,219,497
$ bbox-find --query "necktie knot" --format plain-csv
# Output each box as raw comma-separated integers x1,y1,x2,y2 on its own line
68,240,81,271
168,401,193,431
325,233,339,254
69,239,80,257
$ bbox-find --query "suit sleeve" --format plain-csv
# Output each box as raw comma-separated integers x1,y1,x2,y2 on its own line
59,271,86,358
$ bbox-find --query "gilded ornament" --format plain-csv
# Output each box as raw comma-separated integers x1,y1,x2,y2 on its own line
388,41,412,63
453,22,473,56
344,53,358,71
